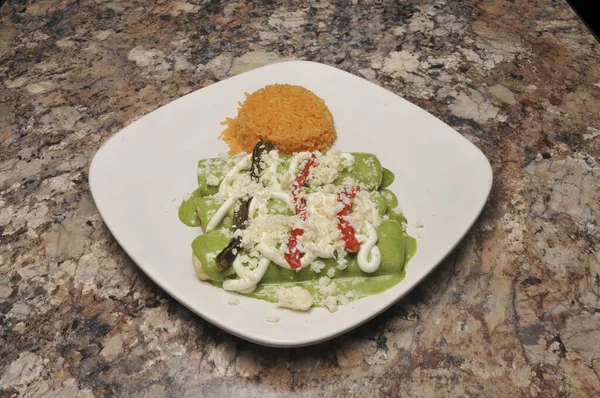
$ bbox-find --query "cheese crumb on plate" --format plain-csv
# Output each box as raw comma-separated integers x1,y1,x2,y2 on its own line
227,296,240,306
276,286,314,311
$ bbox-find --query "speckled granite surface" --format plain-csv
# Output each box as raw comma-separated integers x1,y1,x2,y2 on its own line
1,0,600,396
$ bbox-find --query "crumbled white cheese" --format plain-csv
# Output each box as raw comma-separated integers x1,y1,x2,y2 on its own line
242,213,294,250
300,191,344,257
320,281,337,297
308,150,343,186
227,296,240,306
219,227,231,238
324,296,338,312
340,153,355,168
349,190,382,229
318,276,331,287
276,286,314,311
278,171,294,189
326,267,335,278
342,176,357,186
336,253,348,270
206,174,220,186
310,260,325,273
391,205,403,214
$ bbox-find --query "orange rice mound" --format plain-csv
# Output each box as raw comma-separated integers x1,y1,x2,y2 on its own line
219,84,336,154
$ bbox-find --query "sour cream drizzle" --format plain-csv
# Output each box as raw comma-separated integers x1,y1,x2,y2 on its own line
223,256,270,293
357,221,381,273
219,155,251,197
205,196,237,232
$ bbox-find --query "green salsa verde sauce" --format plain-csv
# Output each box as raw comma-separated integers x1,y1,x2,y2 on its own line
178,188,203,227
179,152,417,307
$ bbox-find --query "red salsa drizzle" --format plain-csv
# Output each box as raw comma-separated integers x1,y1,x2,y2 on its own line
337,186,361,252
285,154,318,270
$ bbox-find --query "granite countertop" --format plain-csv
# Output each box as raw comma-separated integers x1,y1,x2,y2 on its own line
1,0,600,396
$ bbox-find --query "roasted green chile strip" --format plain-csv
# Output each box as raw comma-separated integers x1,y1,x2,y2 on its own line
214,198,251,271
250,139,275,181
215,140,273,270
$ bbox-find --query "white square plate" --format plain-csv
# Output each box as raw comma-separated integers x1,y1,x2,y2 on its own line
90,61,492,347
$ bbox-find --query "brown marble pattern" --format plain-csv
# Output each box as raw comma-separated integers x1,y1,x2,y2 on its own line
1,0,600,396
